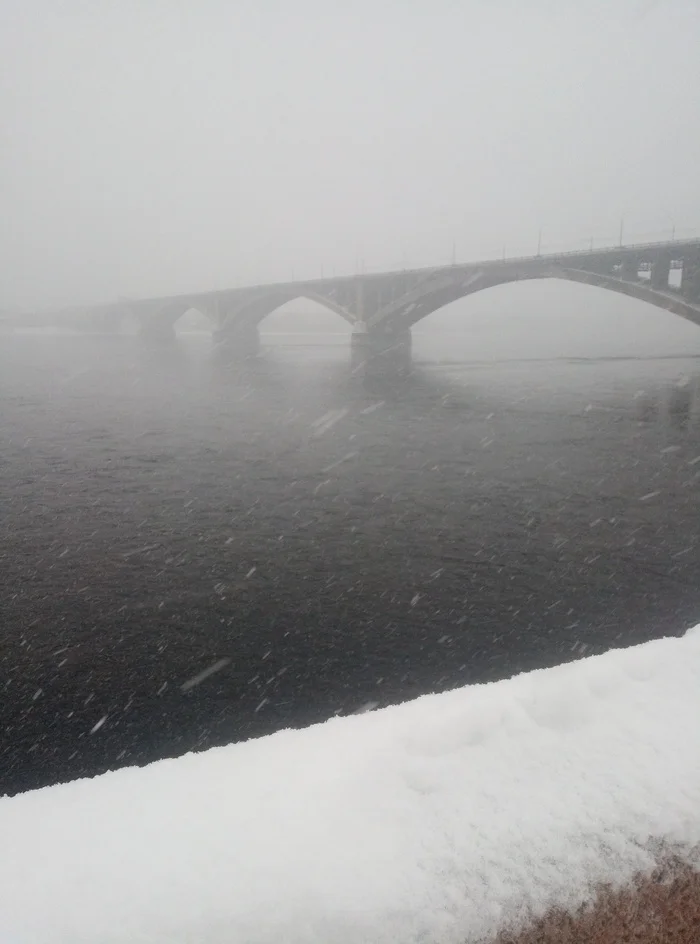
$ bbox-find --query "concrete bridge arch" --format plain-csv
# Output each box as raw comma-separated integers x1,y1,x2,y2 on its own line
206,289,357,356
217,290,356,332
49,237,700,370
131,288,358,351
368,267,700,336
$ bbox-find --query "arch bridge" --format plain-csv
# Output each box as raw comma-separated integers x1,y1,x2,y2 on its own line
52,238,700,366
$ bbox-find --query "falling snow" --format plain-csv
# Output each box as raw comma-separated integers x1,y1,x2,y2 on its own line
180,658,231,693
90,715,108,734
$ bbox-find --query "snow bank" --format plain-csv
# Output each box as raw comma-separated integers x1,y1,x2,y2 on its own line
2,628,700,944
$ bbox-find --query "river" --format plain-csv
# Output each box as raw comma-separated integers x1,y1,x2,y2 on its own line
2,296,700,795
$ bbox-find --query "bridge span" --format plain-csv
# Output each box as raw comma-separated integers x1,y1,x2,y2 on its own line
23,237,700,371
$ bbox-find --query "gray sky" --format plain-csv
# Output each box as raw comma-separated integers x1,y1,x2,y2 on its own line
2,0,699,309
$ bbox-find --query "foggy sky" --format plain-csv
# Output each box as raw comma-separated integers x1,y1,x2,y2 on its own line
2,0,699,310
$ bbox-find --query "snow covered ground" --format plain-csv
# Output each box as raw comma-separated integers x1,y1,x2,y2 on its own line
2,627,699,944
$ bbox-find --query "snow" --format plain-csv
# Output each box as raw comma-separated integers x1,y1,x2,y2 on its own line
2,628,700,944
180,658,231,693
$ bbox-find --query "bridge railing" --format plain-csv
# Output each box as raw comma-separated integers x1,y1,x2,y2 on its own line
339,237,700,283
33,235,700,316
479,236,700,268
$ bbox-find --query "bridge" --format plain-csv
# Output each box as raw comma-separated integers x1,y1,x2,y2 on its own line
17,237,700,370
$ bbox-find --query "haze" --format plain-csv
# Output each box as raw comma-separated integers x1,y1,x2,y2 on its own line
2,0,699,310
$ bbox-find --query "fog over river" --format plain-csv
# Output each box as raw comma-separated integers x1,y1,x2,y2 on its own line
2,283,700,795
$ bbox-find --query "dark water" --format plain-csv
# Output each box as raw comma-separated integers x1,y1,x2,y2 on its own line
2,331,700,796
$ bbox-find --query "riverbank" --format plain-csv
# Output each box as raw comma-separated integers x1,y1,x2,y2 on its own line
2,626,698,943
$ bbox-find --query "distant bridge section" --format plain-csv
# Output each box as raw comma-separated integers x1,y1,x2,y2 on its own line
14,238,700,368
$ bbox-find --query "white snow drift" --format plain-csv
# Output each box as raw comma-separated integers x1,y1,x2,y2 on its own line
1,627,699,944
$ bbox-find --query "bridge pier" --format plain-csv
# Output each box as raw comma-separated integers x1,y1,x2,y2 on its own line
681,255,700,303
619,258,639,281
212,322,260,359
351,325,412,379
650,256,671,290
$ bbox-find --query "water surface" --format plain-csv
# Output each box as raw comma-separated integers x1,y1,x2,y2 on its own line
2,315,700,795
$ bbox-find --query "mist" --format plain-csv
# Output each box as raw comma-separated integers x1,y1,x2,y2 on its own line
2,0,699,310
4,7,700,936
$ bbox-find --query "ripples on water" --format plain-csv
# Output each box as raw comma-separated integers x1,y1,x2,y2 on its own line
1,326,700,794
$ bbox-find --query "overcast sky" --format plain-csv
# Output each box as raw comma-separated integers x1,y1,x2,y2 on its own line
1,0,699,309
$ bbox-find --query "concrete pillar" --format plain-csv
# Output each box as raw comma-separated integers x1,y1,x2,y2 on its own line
212,321,260,359
650,255,671,291
354,280,365,323
681,255,700,303
350,326,412,380
619,258,639,281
